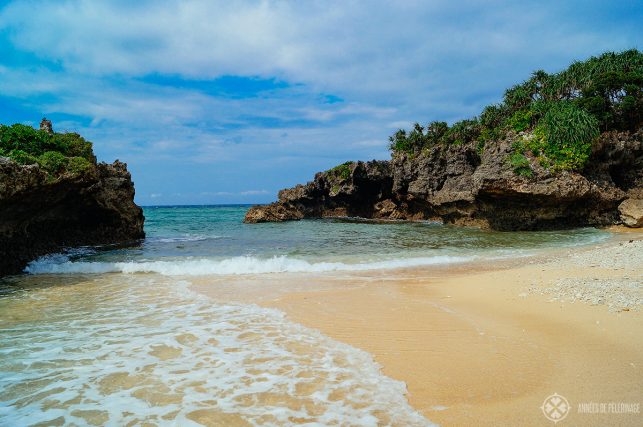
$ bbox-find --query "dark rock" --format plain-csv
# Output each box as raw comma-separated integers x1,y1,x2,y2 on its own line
0,158,145,275
244,130,642,230
245,160,392,223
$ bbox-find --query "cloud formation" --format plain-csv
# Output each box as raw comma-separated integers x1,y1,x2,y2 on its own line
0,0,640,204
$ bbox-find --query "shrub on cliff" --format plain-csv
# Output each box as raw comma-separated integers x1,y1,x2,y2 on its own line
67,156,93,175
0,124,49,156
38,151,68,175
6,149,38,165
509,151,532,177
50,132,96,163
534,102,599,170
326,161,353,180
0,123,96,161
443,119,481,145
389,49,642,172
0,121,97,177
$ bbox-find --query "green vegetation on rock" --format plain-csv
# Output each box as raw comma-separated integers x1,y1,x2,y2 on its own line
326,161,353,180
535,101,599,170
67,156,93,175
389,49,642,174
0,121,97,177
508,150,533,177
38,151,68,175
6,149,38,165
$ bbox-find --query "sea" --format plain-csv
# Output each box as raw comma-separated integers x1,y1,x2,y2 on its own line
0,205,611,426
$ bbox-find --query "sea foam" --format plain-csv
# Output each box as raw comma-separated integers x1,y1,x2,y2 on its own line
25,254,473,275
152,235,210,243
0,275,434,426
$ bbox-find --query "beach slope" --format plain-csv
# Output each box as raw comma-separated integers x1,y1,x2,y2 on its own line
194,233,642,426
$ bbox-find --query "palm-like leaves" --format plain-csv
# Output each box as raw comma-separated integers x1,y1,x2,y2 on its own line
389,49,642,172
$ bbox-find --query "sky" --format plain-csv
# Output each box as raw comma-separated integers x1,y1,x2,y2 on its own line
0,1,641,205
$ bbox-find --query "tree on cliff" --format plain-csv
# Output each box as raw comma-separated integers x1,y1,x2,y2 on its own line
388,49,643,174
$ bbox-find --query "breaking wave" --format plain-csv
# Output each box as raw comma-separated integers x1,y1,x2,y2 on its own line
25,254,473,276
149,235,216,243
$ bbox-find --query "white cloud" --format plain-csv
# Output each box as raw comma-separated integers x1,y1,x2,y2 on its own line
0,0,627,103
0,0,639,203
202,191,233,196
1,2,635,130
239,190,269,196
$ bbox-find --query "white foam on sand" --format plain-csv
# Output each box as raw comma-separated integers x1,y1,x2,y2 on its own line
25,254,473,276
0,275,434,426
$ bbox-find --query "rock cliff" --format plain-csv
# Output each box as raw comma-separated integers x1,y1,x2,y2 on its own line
245,130,643,230
0,158,144,275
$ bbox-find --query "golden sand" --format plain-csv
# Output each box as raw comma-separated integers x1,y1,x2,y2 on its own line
192,232,643,426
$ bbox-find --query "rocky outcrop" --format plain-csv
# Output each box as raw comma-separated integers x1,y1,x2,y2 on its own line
245,130,643,230
39,117,53,134
618,199,643,227
245,160,393,223
0,158,145,275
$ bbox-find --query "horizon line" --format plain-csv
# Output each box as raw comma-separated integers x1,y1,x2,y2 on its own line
140,203,259,208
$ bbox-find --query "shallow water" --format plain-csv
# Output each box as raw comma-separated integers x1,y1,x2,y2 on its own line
0,205,612,425
25,205,609,275
0,274,431,426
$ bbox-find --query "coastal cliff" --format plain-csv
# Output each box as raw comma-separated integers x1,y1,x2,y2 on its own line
246,50,643,229
0,121,144,275
245,130,642,230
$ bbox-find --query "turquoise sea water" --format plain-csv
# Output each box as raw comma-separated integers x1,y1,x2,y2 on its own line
0,205,611,426
25,205,609,275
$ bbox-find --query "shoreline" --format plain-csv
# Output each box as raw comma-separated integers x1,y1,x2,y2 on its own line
192,229,643,426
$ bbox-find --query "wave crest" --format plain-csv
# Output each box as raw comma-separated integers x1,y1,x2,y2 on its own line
150,235,216,243
25,254,472,276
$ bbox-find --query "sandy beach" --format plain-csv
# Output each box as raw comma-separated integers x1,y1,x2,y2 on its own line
193,230,643,426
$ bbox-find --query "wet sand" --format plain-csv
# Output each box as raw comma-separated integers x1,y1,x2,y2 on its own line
192,232,643,426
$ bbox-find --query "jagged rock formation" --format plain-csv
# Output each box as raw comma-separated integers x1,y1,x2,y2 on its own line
245,130,643,230
0,158,145,275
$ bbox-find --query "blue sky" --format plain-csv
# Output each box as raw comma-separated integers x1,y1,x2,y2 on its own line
0,1,641,205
